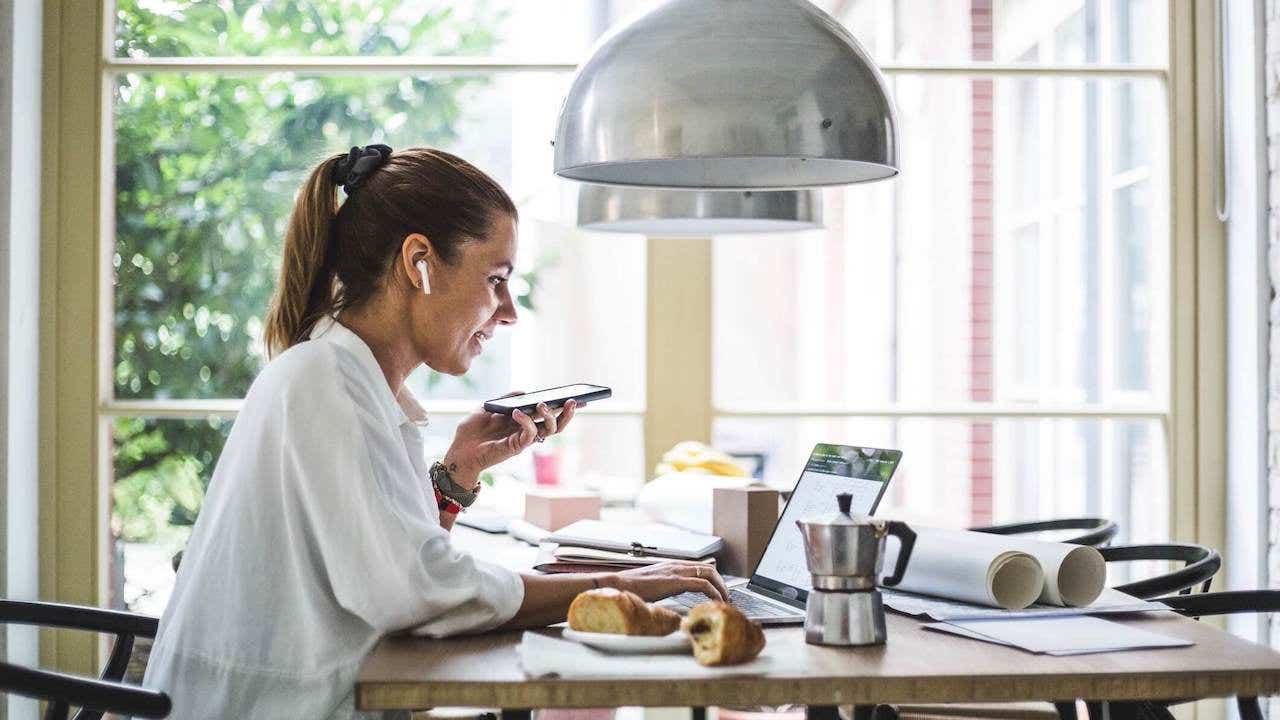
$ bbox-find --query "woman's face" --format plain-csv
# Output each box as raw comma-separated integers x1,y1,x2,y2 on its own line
410,214,519,375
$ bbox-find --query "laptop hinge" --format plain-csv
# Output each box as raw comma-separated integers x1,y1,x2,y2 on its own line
746,582,807,610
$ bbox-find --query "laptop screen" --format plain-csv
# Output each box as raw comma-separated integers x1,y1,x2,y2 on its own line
749,444,902,601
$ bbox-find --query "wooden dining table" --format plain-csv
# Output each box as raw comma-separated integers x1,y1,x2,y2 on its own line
356,526,1280,720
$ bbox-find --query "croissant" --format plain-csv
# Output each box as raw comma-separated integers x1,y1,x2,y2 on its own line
567,588,681,636
681,601,766,666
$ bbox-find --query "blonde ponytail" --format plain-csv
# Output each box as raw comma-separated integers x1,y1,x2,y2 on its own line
263,155,344,358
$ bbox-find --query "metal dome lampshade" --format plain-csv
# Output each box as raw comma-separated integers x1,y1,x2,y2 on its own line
577,185,823,236
553,0,899,189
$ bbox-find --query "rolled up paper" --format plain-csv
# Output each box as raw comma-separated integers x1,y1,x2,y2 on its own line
880,526,1107,609
882,527,1045,610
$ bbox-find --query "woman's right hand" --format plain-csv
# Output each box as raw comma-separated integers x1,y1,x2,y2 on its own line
611,562,730,603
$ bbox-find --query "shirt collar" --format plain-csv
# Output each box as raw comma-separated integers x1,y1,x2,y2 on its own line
308,316,427,428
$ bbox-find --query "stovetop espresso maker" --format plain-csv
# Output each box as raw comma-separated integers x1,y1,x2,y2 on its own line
796,493,916,646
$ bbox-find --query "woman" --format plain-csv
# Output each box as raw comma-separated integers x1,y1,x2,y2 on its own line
142,145,729,719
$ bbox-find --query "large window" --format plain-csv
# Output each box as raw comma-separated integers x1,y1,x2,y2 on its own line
100,0,1174,613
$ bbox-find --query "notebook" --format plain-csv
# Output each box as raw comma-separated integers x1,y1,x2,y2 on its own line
545,519,724,560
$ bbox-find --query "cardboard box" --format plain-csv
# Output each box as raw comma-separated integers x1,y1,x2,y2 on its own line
712,485,781,577
524,489,602,531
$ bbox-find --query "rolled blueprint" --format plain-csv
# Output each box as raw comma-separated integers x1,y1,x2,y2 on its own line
997,535,1106,607
880,526,1106,609
882,526,1044,610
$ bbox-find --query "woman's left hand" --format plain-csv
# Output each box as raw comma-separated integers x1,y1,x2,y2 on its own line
442,396,579,490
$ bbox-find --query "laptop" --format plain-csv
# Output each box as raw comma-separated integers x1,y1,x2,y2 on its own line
666,443,903,625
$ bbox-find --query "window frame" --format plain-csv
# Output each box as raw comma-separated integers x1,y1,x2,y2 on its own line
39,0,1223,676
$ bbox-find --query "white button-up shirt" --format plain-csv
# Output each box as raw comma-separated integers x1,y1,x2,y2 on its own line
142,319,525,719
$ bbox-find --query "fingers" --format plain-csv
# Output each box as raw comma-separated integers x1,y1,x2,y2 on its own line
535,402,558,437
680,578,722,602
557,399,578,434
681,564,728,602
507,409,539,451
702,567,730,602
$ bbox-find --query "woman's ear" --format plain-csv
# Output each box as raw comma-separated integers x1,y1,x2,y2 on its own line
400,233,433,291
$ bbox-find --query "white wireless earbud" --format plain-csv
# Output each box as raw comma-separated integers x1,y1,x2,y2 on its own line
415,259,431,295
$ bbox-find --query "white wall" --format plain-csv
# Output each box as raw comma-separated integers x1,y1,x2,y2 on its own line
1,0,42,716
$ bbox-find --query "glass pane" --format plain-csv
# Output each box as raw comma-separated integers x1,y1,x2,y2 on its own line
420,413,646,501
112,71,645,406
109,416,232,613
828,0,1167,66
110,411,644,613
115,1,1167,67
113,0,651,59
713,77,1168,409
712,416,1168,548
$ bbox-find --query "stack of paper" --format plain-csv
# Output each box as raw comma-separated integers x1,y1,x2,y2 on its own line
882,588,1163,621
924,615,1193,656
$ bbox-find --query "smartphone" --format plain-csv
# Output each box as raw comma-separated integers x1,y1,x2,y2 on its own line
483,384,612,417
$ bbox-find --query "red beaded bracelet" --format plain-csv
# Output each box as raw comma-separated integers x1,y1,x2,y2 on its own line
433,485,463,515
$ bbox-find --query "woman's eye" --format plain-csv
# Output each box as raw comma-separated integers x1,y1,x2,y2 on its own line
489,276,507,287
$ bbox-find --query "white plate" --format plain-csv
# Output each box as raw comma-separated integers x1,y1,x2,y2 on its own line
561,628,691,654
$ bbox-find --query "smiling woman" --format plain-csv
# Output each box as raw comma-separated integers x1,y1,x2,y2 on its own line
137,146,725,717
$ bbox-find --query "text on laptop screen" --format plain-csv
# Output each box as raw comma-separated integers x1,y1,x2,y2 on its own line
752,444,902,594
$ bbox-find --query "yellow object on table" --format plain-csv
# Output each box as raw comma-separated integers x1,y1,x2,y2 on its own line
654,441,748,478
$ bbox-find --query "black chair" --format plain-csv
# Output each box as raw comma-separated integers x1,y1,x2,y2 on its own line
970,518,1119,548
1099,543,1221,599
865,541,1224,720
0,599,171,719
1093,591,1278,720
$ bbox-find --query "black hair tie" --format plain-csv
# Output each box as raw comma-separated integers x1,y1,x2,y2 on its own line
331,144,393,194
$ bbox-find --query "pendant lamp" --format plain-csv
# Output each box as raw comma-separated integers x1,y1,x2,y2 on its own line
553,0,898,189
577,185,823,236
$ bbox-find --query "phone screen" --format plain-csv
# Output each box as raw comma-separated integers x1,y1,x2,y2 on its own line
486,384,605,409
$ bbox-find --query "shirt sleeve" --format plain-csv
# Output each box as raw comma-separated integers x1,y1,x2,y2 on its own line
278,349,525,637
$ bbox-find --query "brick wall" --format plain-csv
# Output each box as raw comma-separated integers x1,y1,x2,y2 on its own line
970,0,995,525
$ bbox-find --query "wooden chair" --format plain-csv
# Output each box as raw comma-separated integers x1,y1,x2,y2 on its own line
0,599,170,719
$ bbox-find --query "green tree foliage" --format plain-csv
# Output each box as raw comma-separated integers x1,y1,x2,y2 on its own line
111,0,512,544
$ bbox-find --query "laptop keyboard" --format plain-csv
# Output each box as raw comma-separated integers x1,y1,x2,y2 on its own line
670,588,802,619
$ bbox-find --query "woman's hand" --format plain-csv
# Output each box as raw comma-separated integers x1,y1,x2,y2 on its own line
442,396,579,490
611,562,730,603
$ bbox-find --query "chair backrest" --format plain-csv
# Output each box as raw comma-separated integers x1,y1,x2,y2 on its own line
970,517,1119,548
0,599,170,719
1099,543,1222,599
1158,590,1280,617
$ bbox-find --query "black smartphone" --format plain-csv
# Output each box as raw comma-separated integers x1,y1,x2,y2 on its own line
483,384,611,417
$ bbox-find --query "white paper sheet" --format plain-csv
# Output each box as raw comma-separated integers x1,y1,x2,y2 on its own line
882,588,1164,621
517,632,773,678
507,518,552,545
924,616,1193,655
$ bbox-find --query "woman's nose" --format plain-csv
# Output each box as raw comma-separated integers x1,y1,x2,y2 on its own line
496,289,518,325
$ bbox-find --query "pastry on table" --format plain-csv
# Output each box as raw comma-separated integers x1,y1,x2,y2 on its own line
567,587,682,636
681,602,766,666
